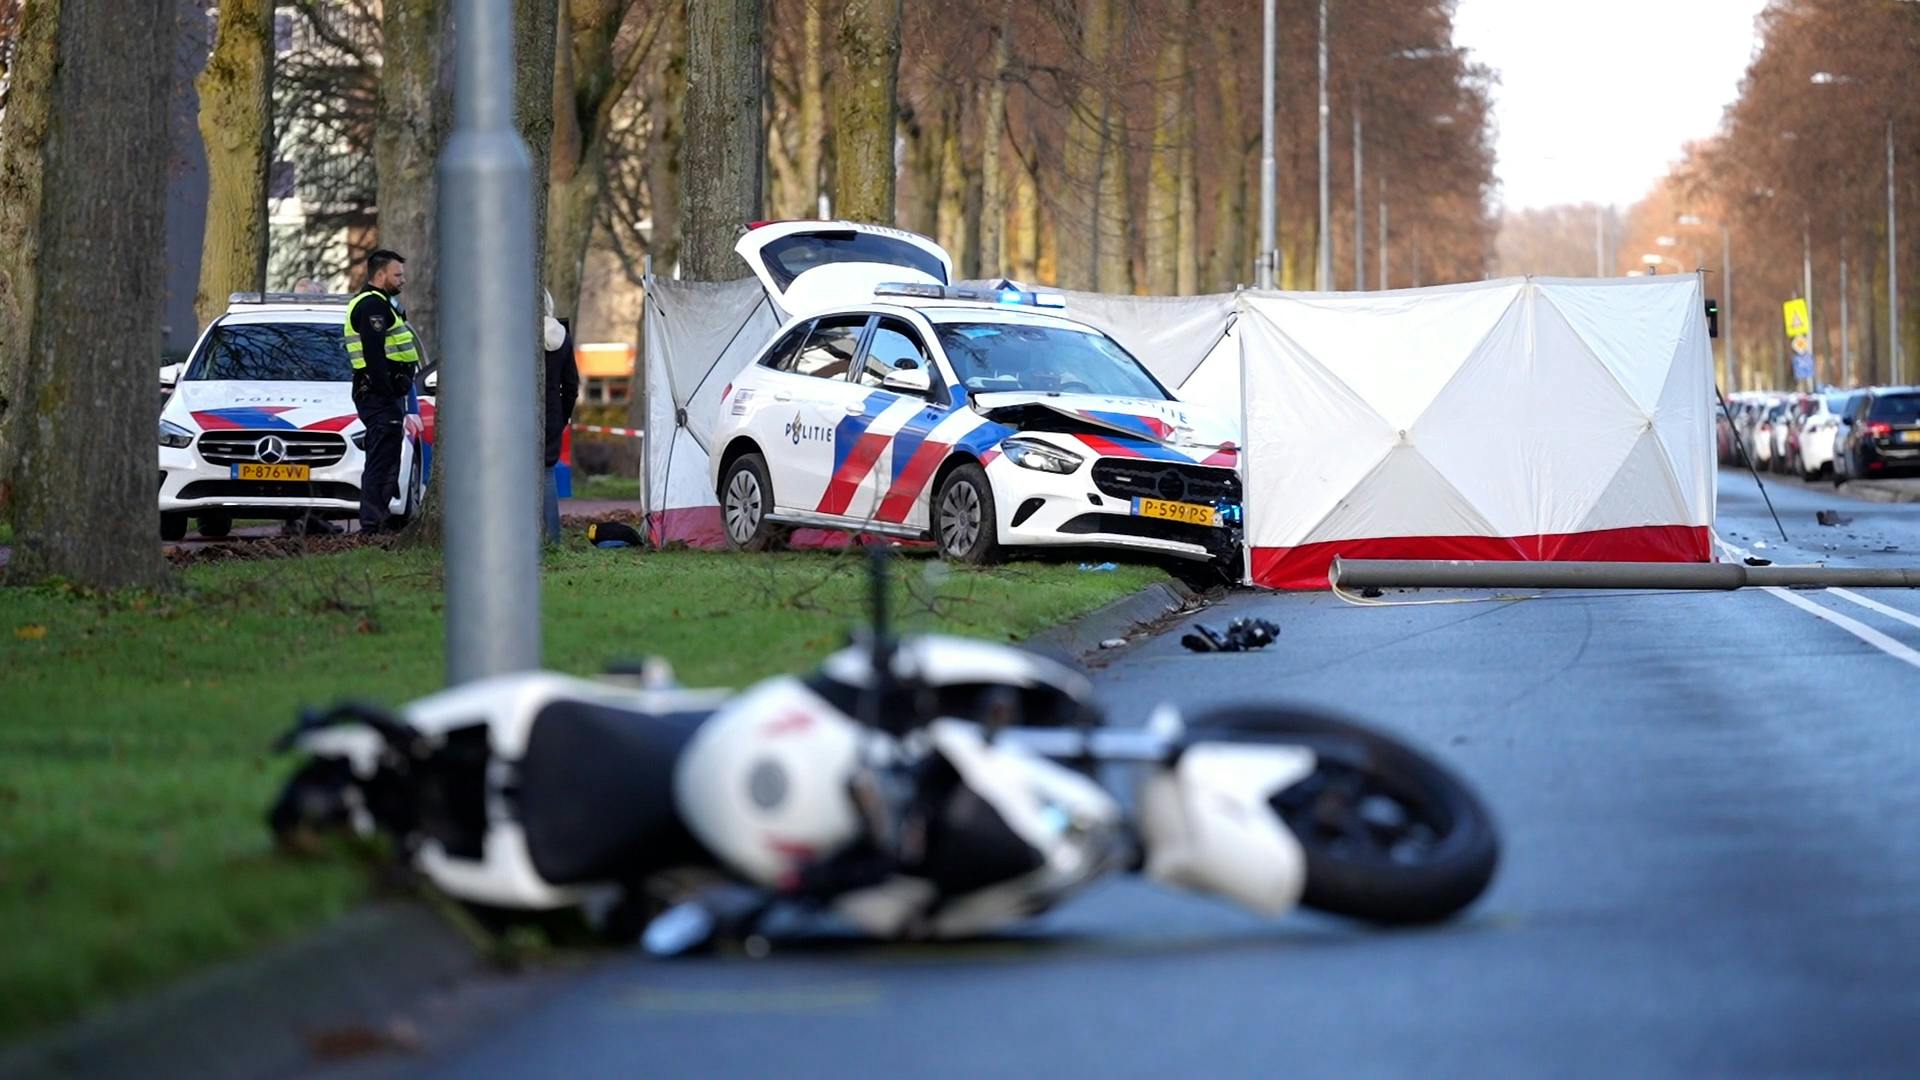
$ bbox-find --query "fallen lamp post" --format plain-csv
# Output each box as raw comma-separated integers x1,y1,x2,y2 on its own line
1329,558,1920,592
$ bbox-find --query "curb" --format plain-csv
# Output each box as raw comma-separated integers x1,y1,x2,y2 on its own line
1841,480,1920,504
0,902,478,1080
1024,577,1209,663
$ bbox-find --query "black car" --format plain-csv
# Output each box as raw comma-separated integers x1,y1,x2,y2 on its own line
1835,388,1920,483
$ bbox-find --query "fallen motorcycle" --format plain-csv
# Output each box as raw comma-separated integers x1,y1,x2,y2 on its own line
270,555,1499,952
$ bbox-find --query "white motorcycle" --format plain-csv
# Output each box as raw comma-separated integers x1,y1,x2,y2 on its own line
271,557,1499,952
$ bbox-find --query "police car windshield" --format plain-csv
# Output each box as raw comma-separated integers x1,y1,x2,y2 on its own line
934,322,1168,400
188,323,353,382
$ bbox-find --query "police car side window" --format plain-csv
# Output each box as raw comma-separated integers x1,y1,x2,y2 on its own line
856,320,930,387
759,322,814,372
789,316,868,380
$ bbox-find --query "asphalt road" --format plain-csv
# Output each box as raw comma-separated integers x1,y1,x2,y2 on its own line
314,472,1920,1080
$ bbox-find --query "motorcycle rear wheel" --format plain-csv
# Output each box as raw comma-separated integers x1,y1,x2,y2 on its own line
1188,706,1499,926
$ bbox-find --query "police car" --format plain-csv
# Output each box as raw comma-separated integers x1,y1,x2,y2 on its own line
710,222,1242,568
157,292,431,540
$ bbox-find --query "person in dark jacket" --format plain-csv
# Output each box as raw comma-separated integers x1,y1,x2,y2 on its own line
542,291,580,543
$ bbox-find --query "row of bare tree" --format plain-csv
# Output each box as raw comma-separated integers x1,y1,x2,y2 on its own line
1607,0,1920,392
0,0,1495,588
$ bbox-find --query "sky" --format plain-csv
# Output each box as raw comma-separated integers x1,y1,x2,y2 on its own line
1451,0,1772,211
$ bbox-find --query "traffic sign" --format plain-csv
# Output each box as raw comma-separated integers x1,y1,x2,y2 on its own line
1783,298,1810,337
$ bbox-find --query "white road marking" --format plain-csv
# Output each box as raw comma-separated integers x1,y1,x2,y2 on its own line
1760,588,1920,670
1713,532,1920,671
1828,587,1920,632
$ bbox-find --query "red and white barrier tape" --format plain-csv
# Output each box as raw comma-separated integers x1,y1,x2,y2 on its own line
572,423,645,438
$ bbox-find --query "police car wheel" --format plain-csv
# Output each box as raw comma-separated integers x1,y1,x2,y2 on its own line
196,514,232,539
160,512,188,542
935,463,1000,565
721,453,785,551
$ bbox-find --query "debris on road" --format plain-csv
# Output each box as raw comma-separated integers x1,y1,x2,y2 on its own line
1180,617,1280,653
1099,637,1127,649
1743,556,1772,567
1816,510,1854,527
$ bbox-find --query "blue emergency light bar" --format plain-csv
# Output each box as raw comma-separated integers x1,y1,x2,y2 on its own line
874,282,1066,308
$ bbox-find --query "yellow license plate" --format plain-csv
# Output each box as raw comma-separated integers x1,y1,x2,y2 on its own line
1900,430,1920,444
1131,497,1221,527
232,463,310,482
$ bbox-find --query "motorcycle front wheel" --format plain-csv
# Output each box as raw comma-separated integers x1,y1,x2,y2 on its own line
1188,706,1499,926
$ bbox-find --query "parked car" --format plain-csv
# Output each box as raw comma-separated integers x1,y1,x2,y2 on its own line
1796,391,1858,480
1834,387,1920,484
158,292,433,540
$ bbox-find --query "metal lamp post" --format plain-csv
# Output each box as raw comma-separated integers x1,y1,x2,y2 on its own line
1258,0,1275,289
439,0,543,684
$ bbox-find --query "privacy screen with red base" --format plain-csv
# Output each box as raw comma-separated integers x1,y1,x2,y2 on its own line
1239,276,1717,590
1250,525,1714,591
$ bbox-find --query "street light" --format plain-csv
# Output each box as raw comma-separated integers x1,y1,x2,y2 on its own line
1811,71,1898,385
1316,0,1331,291
1678,212,1734,391
1257,0,1275,289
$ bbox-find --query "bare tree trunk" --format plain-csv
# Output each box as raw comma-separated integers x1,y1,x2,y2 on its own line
936,102,966,266
649,2,686,275
1144,17,1186,296
976,5,1012,277
547,0,660,318
831,0,899,224
897,104,941,235
797,0,824,217
1009,142,1039,282
1057,0,1113,291
0,0,58,491
1206,23,1242,291
1176,92,1199,295
378,0,447,346
516,0,560,290
684,0,765,279
1095,111,1132,294
192,0,269,333
5,0,174,587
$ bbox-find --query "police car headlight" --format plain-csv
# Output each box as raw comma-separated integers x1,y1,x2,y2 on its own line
1001,437,1083,474
351,430,367,450
159,419,194,448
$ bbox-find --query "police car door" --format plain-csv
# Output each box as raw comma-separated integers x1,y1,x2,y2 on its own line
855,316,956,532
765,314,874,518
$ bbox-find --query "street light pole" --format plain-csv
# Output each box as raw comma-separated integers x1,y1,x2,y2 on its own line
1258,0,1275,289
1594,205,1605,277
1316,0,1331,291
1353,106,1364,290
1841,230,1850,386
1378,172,1387,289
1723,224,1734,392
1891,118,1901,385
440,0,542,684
1803,216,1815,391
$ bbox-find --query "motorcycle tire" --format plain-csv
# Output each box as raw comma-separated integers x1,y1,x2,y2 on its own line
1188,705,1499,926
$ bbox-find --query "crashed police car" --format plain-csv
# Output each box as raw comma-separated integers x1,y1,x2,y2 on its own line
709,221,1243,571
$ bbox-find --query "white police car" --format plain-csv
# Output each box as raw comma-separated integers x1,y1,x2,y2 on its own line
157,292,431,540
710,222,1242,568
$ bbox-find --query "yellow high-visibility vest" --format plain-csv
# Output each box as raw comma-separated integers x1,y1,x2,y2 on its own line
344,289,421,370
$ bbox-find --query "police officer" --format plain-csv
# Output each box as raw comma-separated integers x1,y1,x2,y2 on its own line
343,249,420,534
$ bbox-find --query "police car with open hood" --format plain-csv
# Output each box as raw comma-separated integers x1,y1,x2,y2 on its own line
709,221,1242,569
157,292,431,540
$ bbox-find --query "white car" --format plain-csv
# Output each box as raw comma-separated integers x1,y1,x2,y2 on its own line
1795,391,1856,480
158,292,432,540
709,222,1243,569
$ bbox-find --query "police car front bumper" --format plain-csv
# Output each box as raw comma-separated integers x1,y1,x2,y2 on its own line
159,439,376,518
984,453,1241,564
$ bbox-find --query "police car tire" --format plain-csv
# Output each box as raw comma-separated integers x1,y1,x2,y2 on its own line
160,512,188,542
721,453,785,552
197,514,232,539
934,463,1001,565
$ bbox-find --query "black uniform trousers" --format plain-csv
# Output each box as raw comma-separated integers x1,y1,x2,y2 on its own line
353,378,406,533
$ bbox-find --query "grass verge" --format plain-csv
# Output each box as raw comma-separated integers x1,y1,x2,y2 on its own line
0,538,1160,1040
565,472,640,502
